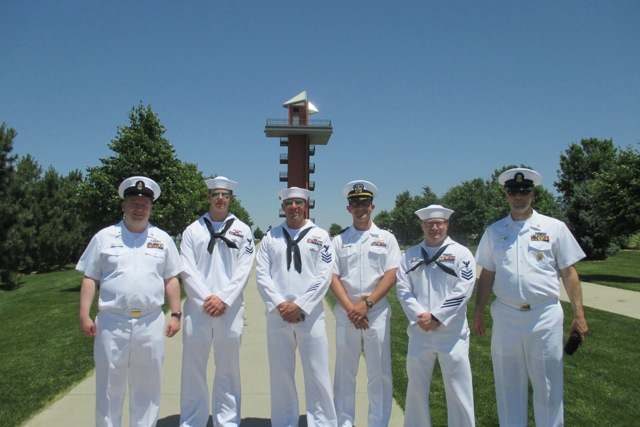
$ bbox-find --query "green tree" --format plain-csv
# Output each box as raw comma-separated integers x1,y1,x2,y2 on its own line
37,168,87,269
440,178,488,245
592,144,640,237
556,139,619,259
329,223,344,237
6,155,42,271
376,187,438,246
0,123,19,288
373,210,393,232
79,103,210,238
253,226,264,241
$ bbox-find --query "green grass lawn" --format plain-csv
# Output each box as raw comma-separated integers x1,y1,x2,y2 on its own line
575,250,640,292
387,290,640,426
0,269,94,427
1,251,638,426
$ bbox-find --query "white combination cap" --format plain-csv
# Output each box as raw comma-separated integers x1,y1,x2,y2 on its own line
205,176,238,192
278,187,311,200
342,180,379,199
498,168,542,188
118,176,161,201
415,204,454,220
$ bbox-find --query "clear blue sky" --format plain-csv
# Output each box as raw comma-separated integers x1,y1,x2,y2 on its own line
2,1,638,231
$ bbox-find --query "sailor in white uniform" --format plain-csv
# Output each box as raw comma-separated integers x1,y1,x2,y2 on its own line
396,204,476,427
474,168,588,427
330,180,401,427
179,176,255,427
77,176,183,427
256,187,337,427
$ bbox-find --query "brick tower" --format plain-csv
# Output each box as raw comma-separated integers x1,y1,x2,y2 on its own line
265,91,333,218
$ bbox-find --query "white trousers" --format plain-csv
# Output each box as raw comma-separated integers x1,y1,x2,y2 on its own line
491,299,564,427
94,309,165,427
333,303,392,427
180,298,244,427
403,324,475,427
265,309,337,427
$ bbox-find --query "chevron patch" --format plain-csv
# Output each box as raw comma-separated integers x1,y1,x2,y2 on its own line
321,245,332,264
460,269,474,280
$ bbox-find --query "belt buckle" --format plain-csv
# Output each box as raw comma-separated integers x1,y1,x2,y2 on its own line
519,304,531,311
131,310,142,318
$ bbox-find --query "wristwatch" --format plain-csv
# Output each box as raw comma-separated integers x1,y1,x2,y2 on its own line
365,299,374,309
171,311,182,320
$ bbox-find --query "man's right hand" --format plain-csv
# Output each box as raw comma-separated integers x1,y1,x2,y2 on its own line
79,316,96,337
473,312,487,336
203,295,228,317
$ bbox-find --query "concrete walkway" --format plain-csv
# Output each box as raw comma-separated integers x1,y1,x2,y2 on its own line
24,263,404,427
24,268,638,426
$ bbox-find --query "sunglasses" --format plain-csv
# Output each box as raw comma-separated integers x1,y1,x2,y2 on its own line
349,200,372,208
210,191,231,199
506,188,533,196
422,220,448,228
283,199,306,207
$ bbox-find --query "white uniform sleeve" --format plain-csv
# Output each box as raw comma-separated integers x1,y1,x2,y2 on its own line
383,233,402,272
396,249,426,325
256,233,286,313
162,234,183,279
76,234,102,281
294,232,334,315
475,228,496,272
331,234,342,275
430,246,476,326
555,223,586,269
217,226,255,306
180,226,212,305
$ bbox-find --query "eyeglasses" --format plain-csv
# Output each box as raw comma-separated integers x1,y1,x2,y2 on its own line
283,199,306,207
349,200,372,208
210,191,231,199
422,220,447,228
506,188,533,196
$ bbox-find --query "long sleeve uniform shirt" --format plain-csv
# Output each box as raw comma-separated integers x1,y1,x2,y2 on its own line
256,221,334,316
397,236,476,330
180,212,255,308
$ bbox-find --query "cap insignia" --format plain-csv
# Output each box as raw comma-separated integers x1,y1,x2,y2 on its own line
515,173,524,183
136,180,145,190
353,183,364,194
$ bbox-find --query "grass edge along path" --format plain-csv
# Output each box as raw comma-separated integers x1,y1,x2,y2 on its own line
2,250,639,426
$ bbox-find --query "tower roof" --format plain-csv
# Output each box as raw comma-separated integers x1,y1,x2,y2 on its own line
283,90,318,114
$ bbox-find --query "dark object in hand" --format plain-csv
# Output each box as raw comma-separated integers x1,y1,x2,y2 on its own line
564,331,581,355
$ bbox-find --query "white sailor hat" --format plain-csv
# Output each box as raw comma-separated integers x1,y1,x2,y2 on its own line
415,204,454,220
278,187,311,201
118,176,161,201
498,168,542,188
342,180,379,200
205,176,238,192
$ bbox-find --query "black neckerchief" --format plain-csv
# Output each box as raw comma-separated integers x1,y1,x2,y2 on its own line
405,244,457,277
203,217,238,253
282,227,312,274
